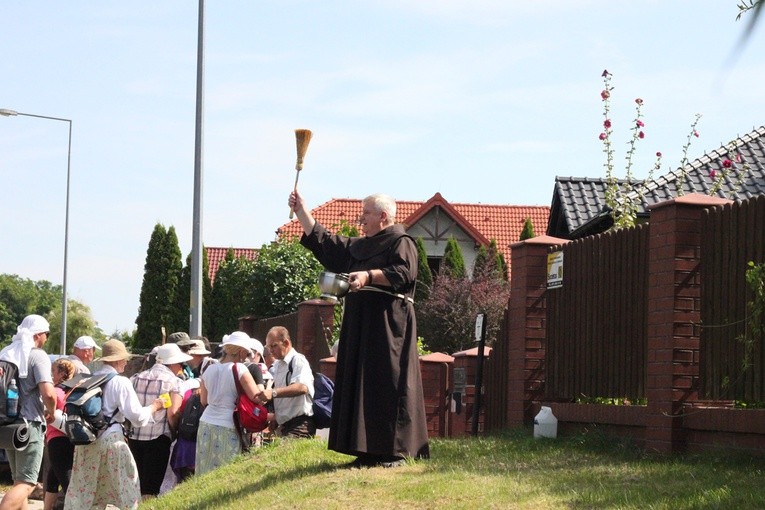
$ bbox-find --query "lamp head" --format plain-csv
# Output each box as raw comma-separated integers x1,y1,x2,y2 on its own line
0,109,19,117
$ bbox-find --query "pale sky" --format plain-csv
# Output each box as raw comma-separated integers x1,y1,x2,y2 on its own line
2,1,764,335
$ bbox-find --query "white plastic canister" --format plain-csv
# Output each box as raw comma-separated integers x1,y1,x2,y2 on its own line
533,406,558,439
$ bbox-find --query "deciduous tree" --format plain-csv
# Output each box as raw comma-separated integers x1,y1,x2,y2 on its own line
250,237,322,318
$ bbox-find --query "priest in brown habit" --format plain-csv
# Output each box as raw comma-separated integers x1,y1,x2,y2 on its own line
289,190,429,468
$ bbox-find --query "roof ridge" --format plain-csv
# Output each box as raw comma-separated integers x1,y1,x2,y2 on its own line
628,124,765,198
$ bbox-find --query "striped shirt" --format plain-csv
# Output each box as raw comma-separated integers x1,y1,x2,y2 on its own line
129,363,181,440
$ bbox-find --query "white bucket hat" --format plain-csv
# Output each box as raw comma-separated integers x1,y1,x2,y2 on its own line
251,339,264,357
221,331,258,353
155,343,193,365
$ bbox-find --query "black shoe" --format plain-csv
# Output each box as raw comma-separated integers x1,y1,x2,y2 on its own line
344,456,374,469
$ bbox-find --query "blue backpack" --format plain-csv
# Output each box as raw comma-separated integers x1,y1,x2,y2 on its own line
288,359,334,429
61,373,117,445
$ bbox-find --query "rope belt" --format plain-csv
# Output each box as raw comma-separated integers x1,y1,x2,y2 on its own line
359,285,414,304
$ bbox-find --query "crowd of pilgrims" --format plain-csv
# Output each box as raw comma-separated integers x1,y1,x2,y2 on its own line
6,324,282,510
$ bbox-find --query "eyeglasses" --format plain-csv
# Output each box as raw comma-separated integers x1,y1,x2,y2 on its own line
42,332,50,336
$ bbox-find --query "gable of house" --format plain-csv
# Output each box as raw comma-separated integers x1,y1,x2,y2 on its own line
548,125,765,239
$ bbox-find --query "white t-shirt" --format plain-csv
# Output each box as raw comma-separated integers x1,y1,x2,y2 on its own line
199,362,247,429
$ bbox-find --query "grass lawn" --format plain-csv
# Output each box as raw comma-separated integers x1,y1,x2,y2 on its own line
138,428,765,510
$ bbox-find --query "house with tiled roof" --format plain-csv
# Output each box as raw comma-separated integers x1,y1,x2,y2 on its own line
548,125,765,239
206,247,258,285
277,192,550,280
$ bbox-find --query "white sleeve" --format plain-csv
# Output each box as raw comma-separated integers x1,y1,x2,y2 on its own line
115,377,156,428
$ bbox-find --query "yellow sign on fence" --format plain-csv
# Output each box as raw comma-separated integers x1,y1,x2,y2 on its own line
547,251,563,289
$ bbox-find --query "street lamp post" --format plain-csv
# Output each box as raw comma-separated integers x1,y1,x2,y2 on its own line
0,108,72,355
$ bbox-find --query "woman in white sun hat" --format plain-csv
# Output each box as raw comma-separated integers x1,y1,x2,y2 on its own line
195,331,263,475
128,343,190,500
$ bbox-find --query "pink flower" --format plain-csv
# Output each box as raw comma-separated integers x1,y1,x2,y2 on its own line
638,131,645,139
635,98,643,105
599,132,607,141
601,90,610,100
736,153,742,163
656,152,662,158
604,119,612,129
693,130,699,138
709,169,717,179
602,69,610,77
636,120,644,127
722,159,733,168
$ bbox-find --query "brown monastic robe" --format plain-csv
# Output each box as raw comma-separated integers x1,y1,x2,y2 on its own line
301,222,430,459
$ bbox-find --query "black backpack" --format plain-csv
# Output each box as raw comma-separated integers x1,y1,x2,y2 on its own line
177,391,204,441
0,360,20,426
62,373,116,445
287,358,334,430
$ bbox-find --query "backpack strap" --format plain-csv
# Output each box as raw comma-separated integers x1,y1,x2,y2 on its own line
100,372,118,427
231,364,248,452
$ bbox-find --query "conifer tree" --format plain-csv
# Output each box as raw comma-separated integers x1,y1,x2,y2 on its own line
173,248,212,335
135,224,182,349
473,245,489,277
441,236,466,278
209,249,256,342
520,217,536,241
415,237,432,304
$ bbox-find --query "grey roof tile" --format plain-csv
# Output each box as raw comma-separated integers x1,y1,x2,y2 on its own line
549,126,765,238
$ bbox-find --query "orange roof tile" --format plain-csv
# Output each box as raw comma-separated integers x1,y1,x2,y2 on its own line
276,193,550,279
206,247,258,285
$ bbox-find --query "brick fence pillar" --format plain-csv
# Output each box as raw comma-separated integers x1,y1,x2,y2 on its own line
645,194,731,453
506,235,569,426
296,299,336,370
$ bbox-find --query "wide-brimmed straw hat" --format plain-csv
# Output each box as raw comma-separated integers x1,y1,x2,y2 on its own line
99,339,131,362
155,343,193,365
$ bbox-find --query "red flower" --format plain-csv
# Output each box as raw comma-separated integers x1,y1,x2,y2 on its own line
709,169,717,179
635,98,643,105
693,130,699,138
601,90,610,100
599,132,607,141
722,159,733,168
636,120,644,127
638,131,645,139
656,152,662,158
604,119,612,129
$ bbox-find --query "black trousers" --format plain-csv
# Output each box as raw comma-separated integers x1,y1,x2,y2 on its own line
128,435,172,496
44,436,74,493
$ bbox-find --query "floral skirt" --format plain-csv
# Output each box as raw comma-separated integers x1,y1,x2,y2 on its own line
195,421,240,476
64,427,141,510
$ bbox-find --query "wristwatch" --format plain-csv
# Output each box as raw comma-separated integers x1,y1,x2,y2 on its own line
272,388,278,399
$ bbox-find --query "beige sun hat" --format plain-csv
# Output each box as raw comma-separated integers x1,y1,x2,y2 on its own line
187,339,212,356
99,339,131,362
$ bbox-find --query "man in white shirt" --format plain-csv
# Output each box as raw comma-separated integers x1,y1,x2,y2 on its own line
261,326,315,439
